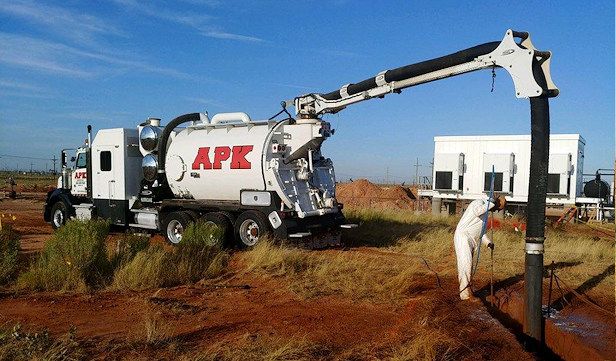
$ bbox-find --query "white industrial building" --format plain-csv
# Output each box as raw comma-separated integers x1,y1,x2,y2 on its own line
420,134,587,207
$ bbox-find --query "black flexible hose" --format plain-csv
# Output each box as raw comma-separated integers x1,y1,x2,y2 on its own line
523,57,550,347
157,113,201,185
320,41,501,100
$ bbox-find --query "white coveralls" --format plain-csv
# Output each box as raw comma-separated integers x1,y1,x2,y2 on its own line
454,199,495,300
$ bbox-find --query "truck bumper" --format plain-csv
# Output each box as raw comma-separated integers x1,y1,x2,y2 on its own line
276,212,347,248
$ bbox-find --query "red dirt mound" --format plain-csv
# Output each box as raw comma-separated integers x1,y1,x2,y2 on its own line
336,179,427,210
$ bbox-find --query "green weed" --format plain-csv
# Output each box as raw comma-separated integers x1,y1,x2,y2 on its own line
17,219,111,291
0,225,20,284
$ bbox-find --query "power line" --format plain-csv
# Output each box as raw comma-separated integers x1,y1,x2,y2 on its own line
0,154,53,161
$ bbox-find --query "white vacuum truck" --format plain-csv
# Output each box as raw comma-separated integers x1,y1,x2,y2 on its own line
44,29,558,247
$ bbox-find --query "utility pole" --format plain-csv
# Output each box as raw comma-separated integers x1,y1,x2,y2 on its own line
386,167,389,185
30,162,33,173
414,158,422,185
52,155,57,174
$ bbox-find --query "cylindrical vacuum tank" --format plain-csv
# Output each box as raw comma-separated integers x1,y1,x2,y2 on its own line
164,121,277,201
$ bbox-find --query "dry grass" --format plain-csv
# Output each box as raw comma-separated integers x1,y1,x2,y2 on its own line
0,225,20,285
343,208,456,248
112,245,229,290
14,219,229,292
0,324,85,361
185,334,329,361
17,219,112,291
110,233,151,269
241,241,428,303
345,208,615,304
384,299,473,361
387,330,461,361
112,221,229,291
0,171,56,191
112,246,168,290
185,330,467,361
142,309,171,346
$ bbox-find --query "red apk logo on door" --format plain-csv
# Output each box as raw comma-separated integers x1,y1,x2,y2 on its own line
192,145,254,170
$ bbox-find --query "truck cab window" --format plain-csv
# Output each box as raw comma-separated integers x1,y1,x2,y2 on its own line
100,151,112,171
75,153,87,168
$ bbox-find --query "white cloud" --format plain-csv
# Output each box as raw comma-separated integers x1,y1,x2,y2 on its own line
0,32,187,78
0,79,54,99
184,96,225,108
0,0,124,44
0,79,43,92
113,0,213,28
0,34,94,77
0,91,54,99
112,0,264,43
202,30,264,42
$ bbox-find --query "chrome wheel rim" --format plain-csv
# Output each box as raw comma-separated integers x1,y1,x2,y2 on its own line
167,219,184,244
239,219,259,246
204,221,220,246
53,208,64,228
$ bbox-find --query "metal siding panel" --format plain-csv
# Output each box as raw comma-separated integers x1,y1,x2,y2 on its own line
431,134,583,204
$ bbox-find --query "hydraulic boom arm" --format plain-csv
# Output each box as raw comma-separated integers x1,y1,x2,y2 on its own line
293,29,558,117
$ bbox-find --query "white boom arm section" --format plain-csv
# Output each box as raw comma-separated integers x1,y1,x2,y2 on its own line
294,29,558,117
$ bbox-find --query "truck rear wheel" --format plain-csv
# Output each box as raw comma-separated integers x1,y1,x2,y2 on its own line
202,212,233,248
163,211,193,245
51,201,68,230
235,210,271,248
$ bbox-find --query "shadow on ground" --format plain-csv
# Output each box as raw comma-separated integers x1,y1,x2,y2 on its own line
341,216,454,248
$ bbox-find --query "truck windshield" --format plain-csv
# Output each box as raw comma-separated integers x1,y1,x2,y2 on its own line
76,152,87,168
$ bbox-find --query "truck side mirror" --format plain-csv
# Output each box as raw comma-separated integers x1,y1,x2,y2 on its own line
61,151,67,167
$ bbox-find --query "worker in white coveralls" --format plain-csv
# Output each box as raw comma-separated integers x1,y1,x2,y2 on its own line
454,196,506,300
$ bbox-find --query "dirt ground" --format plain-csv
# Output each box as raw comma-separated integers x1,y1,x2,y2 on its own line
0,195,613,360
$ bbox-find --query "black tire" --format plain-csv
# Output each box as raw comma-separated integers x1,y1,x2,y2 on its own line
202,212,233,248
162,211,193,245
184,210,200,222
50,201,68,230
234,210,271,248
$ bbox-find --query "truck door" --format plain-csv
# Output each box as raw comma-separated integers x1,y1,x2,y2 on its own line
71,151,88,196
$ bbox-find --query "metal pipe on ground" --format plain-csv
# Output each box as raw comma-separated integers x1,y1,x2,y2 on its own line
524,58,551,349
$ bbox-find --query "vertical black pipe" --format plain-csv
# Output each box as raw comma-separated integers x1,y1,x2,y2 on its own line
524,60,550,348
86,125,93,200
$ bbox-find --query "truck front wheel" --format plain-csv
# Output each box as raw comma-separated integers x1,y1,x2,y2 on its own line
51,201,68,230
163,211,193,245
234,210,271,248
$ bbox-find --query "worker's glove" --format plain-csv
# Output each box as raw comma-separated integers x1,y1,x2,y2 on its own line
487,242,494,250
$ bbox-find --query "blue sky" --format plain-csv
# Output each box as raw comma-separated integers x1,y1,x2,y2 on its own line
0,1,613,181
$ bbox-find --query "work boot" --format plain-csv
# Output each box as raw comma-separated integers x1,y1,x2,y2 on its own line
459,288,473,300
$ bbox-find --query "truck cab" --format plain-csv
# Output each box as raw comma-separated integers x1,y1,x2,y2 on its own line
44,128,142,229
